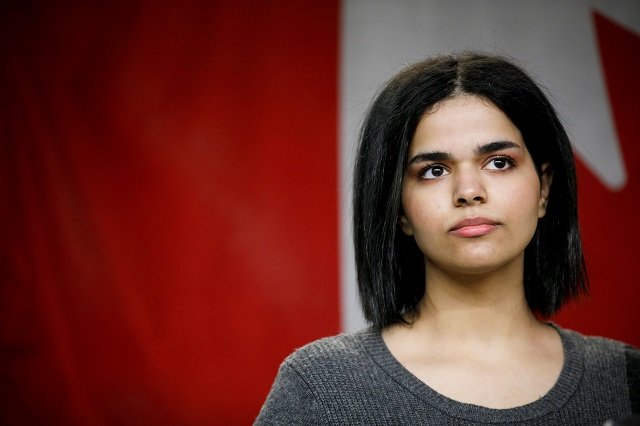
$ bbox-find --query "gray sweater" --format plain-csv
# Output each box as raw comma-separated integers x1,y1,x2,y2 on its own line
256,326,638,425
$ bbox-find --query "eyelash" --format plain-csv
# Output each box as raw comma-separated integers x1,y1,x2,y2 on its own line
485,155,517,171
418,164,448,180
417,156,517,180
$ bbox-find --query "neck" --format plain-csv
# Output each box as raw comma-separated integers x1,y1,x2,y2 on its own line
408,258,542,342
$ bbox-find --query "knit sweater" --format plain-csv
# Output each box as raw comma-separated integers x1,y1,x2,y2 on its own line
255,326,639,425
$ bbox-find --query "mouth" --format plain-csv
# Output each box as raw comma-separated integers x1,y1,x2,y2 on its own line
449,217,499,238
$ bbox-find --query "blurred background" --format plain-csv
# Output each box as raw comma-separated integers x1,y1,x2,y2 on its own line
1,1,638,424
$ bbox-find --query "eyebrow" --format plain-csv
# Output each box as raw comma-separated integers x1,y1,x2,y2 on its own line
407,140,520,165
475,140,520,155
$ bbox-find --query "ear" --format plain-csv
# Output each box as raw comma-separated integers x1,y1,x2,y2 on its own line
398,214,414,236
538,163,553,218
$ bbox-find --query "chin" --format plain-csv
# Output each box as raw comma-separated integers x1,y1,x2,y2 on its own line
431,257,521,277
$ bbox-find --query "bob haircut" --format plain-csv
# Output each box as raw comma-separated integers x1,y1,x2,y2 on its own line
353,52,588,329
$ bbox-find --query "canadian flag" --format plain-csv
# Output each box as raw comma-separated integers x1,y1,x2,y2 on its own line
1,1,638,424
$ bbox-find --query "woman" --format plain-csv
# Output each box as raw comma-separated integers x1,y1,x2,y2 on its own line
255,53,639,425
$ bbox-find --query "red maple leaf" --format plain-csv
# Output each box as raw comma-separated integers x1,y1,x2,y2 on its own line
555,10,640,346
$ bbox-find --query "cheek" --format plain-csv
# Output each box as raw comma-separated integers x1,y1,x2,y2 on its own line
402,189,447,232
500,179,542,221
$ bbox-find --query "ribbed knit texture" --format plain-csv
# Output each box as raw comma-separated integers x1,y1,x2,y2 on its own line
255,325,638,425
627,345,640,414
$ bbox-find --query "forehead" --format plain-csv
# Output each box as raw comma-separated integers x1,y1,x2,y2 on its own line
410,95,524,154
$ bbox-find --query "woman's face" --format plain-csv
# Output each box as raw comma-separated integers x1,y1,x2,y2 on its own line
399,95,551,278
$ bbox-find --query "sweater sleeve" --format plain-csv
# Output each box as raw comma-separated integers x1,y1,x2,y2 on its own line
626,345,640,414
254,361,328,425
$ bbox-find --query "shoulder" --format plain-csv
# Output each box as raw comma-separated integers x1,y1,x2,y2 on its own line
281,329,377,378
255,329,386,425
556,326,635,375
556,326,630,360
555,325,640,412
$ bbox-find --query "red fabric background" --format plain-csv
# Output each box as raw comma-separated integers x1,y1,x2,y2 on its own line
1,2,338,424
554,11,640,347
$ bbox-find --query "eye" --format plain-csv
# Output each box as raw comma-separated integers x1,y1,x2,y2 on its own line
484,156,515,171
419,164,450,180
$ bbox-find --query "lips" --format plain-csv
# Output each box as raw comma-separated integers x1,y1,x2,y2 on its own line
449,217,499,238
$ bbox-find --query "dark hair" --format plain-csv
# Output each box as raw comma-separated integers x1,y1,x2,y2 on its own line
353,52,588,328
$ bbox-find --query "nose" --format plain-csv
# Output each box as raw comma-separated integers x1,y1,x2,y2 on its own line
453,168,487,207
